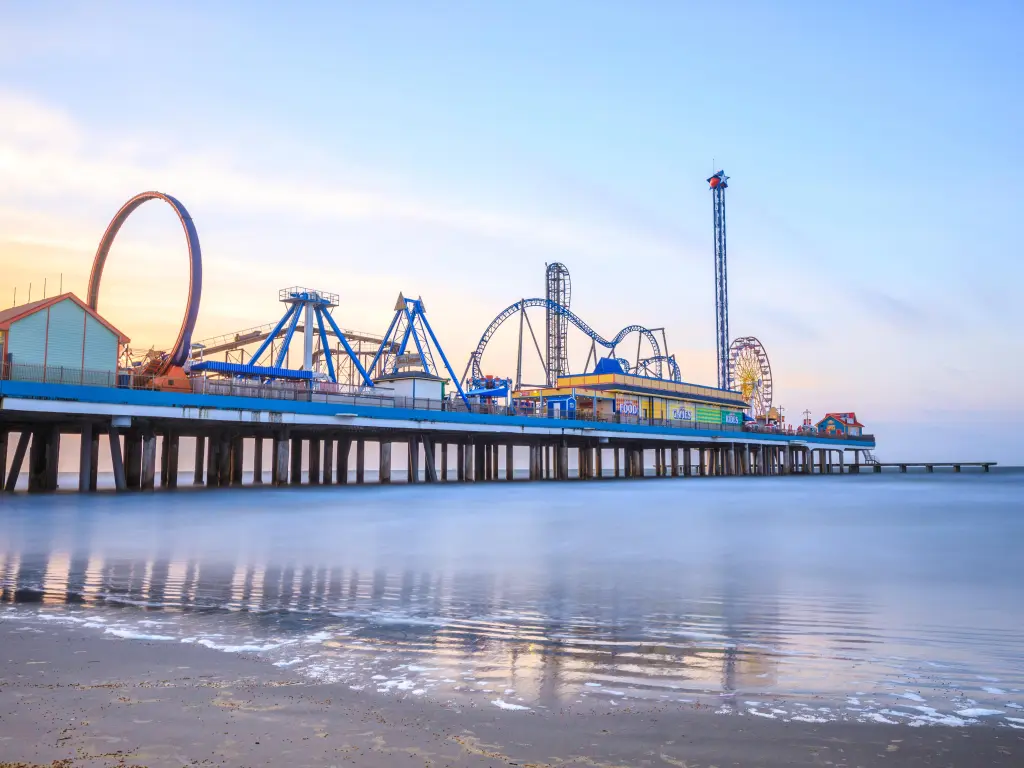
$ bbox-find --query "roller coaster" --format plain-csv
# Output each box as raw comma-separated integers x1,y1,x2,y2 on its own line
90,185,772,419
462,263,682,390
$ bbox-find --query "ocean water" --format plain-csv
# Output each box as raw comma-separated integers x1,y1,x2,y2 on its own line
1,472,1023,728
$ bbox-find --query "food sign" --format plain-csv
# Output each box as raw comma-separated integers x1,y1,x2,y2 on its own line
616,396,640,416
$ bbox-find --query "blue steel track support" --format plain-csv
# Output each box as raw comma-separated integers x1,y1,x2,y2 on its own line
366,310,401,379
636,355,682,382
417,305,470,409
402,306,430,374
709,170,730,390
463,298,664,383
274,303,303,370
372,296,471,409
314,308,336,384
319,309,374,387
250,303,298,366
227,288,373,386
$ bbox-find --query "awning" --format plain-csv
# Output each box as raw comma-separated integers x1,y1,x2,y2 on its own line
465,385,509,399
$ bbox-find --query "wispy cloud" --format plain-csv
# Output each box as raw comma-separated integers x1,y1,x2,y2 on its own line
0,90,688,264
847,287,936,331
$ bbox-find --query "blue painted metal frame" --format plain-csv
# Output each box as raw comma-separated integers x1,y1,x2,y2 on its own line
314,307,336,384
242,294,373,387
250,303,298,365
190,360,314,380
319,308,373,387
274,303,303,369
417,303,469,408
370,297,471,409
366,311,400,378
466,298,667,382
404,303,432,375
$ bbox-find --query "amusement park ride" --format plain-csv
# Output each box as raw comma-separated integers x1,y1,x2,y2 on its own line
98,169,776,420
709,170,774,421
461,262,682,392
459,171,774,419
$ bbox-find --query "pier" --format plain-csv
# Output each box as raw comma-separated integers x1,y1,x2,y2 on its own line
0,189,950,495
0,377,879,493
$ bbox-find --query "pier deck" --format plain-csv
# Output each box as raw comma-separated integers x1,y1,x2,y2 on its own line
1,378,881,493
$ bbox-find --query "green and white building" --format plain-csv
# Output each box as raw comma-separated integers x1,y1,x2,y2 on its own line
0,293,129,385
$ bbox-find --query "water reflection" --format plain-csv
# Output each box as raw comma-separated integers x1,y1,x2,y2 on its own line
1,475,1023,721
3,545,811,701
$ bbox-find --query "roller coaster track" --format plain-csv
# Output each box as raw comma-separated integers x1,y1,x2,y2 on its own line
636,355,682,382
464,298,663,384
191,321,385,359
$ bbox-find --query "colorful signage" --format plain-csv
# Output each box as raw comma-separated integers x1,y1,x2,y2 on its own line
669,405,694,421
723,411,742,425
616,396,640,416
695,406,722,423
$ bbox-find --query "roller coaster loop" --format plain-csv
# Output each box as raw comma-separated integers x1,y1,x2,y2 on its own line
88,192,202,373
464,298,663,384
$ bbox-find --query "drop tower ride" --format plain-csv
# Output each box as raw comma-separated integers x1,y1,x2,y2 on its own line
708,170,730,390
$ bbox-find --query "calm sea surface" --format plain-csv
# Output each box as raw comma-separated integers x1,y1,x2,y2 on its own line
2,472,1022,727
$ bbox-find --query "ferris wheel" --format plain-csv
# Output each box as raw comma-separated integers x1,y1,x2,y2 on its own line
729,336,773,417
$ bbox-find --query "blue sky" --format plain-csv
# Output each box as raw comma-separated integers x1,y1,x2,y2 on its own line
2,1,1022,461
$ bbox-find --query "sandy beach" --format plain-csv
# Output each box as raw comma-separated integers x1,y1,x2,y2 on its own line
2,621,1021,767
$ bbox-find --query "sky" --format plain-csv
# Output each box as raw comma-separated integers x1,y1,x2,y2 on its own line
1,1,1022,462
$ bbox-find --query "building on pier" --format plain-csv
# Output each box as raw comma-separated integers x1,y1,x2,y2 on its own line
0,293,129,384
511,369,749,426
816,412,865,438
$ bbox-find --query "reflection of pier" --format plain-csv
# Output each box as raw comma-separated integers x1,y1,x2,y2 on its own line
0,545,846,705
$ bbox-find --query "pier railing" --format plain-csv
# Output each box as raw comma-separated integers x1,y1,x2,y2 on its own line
0,362,875,441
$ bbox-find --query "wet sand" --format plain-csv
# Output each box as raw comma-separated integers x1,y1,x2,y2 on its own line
1,624,1020,767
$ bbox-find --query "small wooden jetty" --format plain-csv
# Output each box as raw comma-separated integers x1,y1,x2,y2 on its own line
845,462,995,474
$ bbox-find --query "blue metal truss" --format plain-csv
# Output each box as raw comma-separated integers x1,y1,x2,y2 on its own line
368,295,471,409
247,288,373,386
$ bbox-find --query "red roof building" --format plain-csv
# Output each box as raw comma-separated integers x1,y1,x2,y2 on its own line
816,412,865,437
